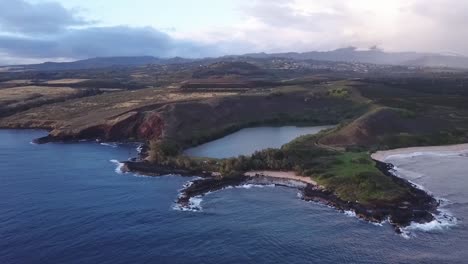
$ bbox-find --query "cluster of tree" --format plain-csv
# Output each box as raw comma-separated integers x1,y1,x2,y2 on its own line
147,139,220,173
218,143,338,178
217,149,292,176
147,133,344,179
148,139,181,163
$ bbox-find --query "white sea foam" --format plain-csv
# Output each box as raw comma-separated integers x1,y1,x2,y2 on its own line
390,164,459,237
178,177,203,191
183,181,194,188
344,210,357,217
235,184,276,189
400,231,411,239
186,196,203,211
173,180,277,212
405,209,458,235
131,173,153,178
391,166,424,179
371,220,385,227
173,196,203,212
136,145,143,153
100,142,118,148
110,159,124,174
384,150,468,161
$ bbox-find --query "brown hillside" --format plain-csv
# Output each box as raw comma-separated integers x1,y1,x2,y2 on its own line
319,107,449,147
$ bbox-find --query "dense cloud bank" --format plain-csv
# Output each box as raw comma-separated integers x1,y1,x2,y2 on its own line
0,0,467,64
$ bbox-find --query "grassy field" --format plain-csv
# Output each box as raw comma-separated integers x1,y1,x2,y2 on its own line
0,86,86,118
314,152,407,203
275,135,408,204
0,87,238,129
0,86,78,102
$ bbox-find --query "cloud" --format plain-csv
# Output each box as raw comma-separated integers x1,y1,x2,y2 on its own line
0,0,218,64
1,0,468,64
178,0,468,56
0,0,89,34
0,26,217,62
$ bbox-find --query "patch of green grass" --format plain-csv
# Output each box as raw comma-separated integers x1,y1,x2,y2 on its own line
314,152,408,204
328,152,380,176
328,87,349,98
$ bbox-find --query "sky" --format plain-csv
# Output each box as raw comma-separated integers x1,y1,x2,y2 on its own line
0,0,467,64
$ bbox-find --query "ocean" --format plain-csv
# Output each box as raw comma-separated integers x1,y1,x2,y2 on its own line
1,129,467,264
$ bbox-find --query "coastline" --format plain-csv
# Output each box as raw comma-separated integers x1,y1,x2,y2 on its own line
244,171,318,185
122,162,438,232
371,143,468,162
5,128,448,233
371,144,468,232
369,143,468,233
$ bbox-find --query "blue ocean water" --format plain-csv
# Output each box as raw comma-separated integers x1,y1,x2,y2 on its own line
1,129,467,264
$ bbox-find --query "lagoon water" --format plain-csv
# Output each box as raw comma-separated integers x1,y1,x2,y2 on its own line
1,129,468,264
184,126,334,158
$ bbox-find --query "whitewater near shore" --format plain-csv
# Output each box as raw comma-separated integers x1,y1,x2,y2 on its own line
371,143,468,162
371,144,468,238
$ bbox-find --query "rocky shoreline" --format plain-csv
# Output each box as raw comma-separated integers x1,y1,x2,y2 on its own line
122,161,213,177
303,162,439,232
122,159,440,233
14,129,444,233
26,128,441,233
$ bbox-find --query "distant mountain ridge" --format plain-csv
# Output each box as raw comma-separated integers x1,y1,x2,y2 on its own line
12,56,195,71
4,47,468,71
243,47,468,68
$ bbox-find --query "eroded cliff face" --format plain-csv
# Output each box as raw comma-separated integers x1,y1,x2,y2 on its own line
43,111,166,142
136,112,165,140
25,91,364,144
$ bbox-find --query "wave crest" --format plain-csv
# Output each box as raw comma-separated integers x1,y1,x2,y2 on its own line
101,142,118,148
385,150,468,161
110,159,124,174
173,196,203,212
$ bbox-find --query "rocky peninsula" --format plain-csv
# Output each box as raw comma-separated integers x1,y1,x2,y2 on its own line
2,59,468,235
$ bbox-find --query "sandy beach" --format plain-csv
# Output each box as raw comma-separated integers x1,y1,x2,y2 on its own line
371,143,468,162
245,171,318,185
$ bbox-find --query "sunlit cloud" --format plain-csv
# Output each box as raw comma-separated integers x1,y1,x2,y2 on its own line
1,0,467,64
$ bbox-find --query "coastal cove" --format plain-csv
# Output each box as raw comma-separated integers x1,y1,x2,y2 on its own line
125,124,442,232
1,130,468,263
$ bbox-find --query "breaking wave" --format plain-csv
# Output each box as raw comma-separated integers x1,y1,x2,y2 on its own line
401,209,458,239
110,159,124,174
389,164,459,238
173,196,204,212
384,150,468,161
173,180,277,212
343,210,357,217
235,184,276,189
136,144,143,154
100,142,118,148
